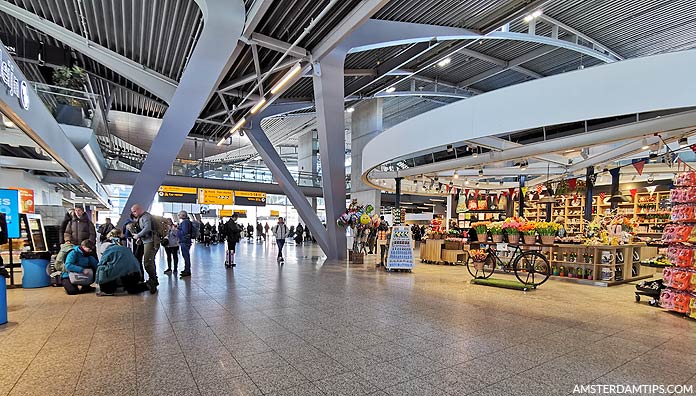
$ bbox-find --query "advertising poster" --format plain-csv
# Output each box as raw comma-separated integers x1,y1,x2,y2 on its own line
386,226,414,270
0,189,20,238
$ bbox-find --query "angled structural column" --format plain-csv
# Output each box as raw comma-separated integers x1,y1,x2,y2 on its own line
244,104,330,254
118,0,244,225
312,51,349,260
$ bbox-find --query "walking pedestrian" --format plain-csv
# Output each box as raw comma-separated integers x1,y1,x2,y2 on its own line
264,222,270,241
273,217,289,263
224,214,243,268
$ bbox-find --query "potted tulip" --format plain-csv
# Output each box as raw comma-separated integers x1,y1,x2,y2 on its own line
469,249,488,271
471,222,489,243
502,217,523,244
535,221,560,245
519,221,537,245
489,221,504,243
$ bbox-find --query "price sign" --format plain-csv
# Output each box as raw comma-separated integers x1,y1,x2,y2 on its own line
158,186,197,203
234,191,266,206
198,188,234,205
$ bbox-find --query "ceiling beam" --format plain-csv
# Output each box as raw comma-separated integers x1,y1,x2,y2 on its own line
457,45,556,87
249,32,309,59
0,0,178,103
457,47,543,80
217,57,299,93
538,14,624,61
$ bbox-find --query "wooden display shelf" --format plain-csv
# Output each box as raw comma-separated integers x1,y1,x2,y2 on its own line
548,243,650,286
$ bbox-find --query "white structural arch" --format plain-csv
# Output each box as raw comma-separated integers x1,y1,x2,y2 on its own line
361,49,696,185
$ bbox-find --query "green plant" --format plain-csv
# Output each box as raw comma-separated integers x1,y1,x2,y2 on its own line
488,221,503,235
535,221,560,236
52,66,86,106
471,221,488,234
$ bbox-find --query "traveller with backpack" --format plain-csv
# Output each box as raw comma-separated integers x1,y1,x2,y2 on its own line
177,211,194,277
51,236,75,286
223,214,243,268
273,217,289,263
64,206,96,247
62,240,98,295
97,218,115,243
130,204,159,293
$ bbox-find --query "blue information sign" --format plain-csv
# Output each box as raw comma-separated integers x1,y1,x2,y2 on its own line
0,189,20,239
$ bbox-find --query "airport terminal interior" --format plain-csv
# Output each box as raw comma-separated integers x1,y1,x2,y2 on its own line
1,0,696,395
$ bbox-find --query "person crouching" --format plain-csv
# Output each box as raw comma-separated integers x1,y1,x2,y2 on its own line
62,240,98,295
95,229,149,296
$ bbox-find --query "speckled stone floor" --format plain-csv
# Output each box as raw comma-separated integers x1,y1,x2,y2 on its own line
2,240,695,396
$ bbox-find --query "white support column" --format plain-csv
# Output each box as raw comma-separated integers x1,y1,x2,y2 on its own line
312,51,349,260
350,99,382,215
118,0,245,225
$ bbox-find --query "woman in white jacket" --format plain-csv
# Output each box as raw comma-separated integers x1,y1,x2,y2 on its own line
273,217,289,263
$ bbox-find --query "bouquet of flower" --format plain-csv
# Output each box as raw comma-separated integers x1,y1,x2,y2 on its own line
535,221,561,236
471,221,489,234
502,217,524,235
469,249,488,262
518,221,537,235
611,216,636,232
488,221,503,235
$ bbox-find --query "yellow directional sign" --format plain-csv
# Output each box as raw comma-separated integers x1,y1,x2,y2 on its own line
219,209,233,217
198,188,234,205
234,191,267,206
270,210,280,217
158,186,197,203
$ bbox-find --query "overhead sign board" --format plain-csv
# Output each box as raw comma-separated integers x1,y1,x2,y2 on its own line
0,189,20,238
1,45,30,111
158,186,197,203
234,210,247,218
234,191,266,206
270,210,280,217
198,188,234,205
219,209,233,217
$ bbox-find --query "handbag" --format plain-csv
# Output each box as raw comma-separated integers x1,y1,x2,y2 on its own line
69,268,94,285
161,237,169,247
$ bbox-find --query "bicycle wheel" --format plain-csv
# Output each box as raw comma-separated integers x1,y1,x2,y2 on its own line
467,252,496,279
513,251,551,287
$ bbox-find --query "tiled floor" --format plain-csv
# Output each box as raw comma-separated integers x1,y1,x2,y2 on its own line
2,240,695,396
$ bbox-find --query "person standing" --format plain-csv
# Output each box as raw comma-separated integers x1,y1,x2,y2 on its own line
163,219,180,275
273,217,289,263
224,214,243,268
59,208,74,244
256,222,263,242
264,222,270,241
304,226,311,243
246,224,253,241
64,206,96,247
97,218,115,243
295,223,304,244
177,211,193,278
130,204,158,293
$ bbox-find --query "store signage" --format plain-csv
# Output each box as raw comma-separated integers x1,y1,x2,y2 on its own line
10,187,34,213
234,210,247,218
1,45,30,110
386,225,414,270
198,188,234,205
219,209,233,217
270,210,280,217
157,186,197,203
0,189,20,238
234,191,266,206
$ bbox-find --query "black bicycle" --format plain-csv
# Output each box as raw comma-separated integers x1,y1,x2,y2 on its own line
467,243,551,287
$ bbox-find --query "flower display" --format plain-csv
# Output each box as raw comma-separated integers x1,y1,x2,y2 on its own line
502,217,525,235
535,221,561,236
488,221,503,235
518,221,537,235
610,216,637,232
471,221,489,234
469,249,488,262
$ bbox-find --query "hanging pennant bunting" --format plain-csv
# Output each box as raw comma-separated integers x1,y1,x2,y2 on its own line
646,185,657,196
691,144,696,154
568,178,577,191
632,159,645,176
508,188,516,196
521,186,528,196
535,184,543,194
630,188,638,198
599,192,606,201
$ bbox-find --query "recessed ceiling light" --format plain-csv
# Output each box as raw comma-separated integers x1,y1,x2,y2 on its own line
385,86,396,93
437,58,451,67
347,107,355,113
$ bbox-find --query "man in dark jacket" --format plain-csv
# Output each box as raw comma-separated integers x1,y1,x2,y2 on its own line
59,209,74,244
64,206,96,246
224,214,243,268
97,218,115,242
246,224,253,241
130,204,158,293
177,211,193,278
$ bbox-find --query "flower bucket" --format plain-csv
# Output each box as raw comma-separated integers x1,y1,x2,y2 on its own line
491,234,504,243
540,235,555,245
476,233,488,243
473,261,485,271
507,234,520,244
523,235,537,245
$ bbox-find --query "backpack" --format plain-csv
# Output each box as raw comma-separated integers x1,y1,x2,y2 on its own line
149,214,169,240
190,221,201,239
53,242,74,272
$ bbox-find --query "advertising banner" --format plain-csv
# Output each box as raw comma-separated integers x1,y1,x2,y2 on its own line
0,189,20,238
10,187,34,213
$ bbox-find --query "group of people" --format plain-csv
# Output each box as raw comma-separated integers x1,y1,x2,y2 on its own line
56,204,301,296
243,221,312,245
